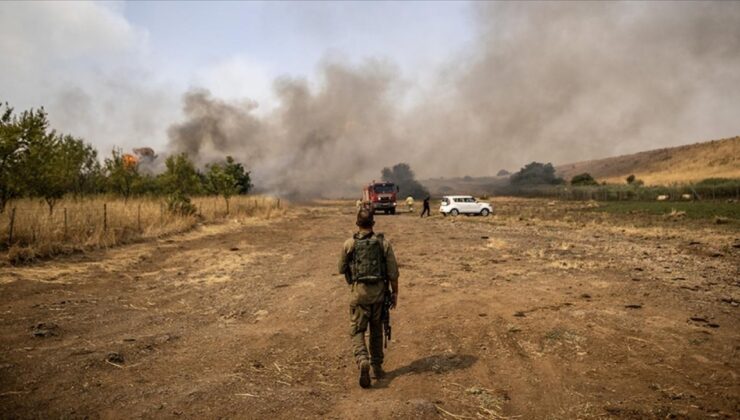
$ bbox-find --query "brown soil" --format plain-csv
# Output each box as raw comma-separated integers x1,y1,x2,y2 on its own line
1,199,738,419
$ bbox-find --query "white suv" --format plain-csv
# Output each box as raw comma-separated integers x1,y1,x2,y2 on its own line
440,195,492,216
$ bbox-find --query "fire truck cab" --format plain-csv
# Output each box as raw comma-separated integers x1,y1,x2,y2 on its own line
362,181,399,214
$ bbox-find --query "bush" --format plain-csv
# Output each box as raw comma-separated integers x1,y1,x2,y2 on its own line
510,162,564,185
571,173,598,186
7,245,36,265
166,192,197,216
696,177,734,186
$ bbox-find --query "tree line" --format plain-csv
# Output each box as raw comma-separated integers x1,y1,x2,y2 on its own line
501,161,738,200
0,102,252,215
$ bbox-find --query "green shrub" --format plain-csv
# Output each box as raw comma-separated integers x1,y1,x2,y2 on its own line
571,173,598,186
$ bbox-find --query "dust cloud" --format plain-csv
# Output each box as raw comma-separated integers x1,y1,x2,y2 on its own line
167,2,740,197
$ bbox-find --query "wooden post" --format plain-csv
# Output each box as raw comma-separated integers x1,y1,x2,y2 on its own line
8,207,16,245
137,204,142,231
103,203,108,232
63,208,68,239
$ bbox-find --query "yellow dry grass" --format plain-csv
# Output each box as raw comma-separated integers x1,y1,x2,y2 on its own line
556,136,740,185
1,195,286,263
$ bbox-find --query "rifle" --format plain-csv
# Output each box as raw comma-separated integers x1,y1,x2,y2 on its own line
381,288,392,348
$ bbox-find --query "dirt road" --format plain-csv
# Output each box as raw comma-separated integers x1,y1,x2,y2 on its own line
1,200,738,419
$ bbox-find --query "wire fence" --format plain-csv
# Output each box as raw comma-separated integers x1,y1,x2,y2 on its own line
2,195,283,253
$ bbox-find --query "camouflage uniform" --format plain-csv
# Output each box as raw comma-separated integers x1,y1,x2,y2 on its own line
338,231,399,369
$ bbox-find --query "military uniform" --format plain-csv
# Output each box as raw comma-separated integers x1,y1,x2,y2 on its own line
338,230,399,374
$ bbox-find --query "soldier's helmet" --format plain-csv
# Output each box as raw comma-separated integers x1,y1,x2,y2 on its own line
356,208,375,228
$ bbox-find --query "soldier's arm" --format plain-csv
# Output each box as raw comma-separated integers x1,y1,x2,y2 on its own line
338,239,353,275
385,242,399,296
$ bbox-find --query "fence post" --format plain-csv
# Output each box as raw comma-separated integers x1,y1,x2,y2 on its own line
103,203,108,232
137,204,142,231
8,207,16,246
63,208,68,239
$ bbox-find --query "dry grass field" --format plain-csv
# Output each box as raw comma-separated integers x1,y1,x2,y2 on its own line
1,195,286,264
556,136,740,185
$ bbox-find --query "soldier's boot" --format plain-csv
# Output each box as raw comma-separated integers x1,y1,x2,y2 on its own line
371,364,384,380
359,360,371,388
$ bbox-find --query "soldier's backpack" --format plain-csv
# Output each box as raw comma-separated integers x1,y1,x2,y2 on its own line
351,233,386,283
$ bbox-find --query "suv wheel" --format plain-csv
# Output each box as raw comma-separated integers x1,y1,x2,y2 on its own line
480,208,490,216
450,209,459,216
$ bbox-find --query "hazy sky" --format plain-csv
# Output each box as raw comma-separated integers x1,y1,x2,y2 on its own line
1,1,738,187
1,1,472,154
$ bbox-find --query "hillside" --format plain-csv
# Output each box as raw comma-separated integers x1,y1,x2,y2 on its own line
556,136,740,185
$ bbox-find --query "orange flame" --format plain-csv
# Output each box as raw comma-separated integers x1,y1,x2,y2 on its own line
123,154,138,169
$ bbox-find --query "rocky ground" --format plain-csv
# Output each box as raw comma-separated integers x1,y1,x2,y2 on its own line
1,198,738,419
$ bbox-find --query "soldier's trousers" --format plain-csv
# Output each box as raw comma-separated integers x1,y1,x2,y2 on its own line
350,302,384,366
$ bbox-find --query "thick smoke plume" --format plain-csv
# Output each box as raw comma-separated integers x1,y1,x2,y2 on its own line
168,2,740,197
168,61,401,197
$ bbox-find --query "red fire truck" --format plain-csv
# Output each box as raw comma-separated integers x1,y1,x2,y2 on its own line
362,181,399,214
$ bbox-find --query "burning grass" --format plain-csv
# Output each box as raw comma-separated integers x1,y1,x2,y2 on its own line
1,195,286,264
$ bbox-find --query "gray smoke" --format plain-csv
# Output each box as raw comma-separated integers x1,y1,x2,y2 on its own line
168,2,740,196
168,60,401,197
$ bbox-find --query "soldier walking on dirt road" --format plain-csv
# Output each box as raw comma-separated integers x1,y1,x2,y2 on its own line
338,208,399,388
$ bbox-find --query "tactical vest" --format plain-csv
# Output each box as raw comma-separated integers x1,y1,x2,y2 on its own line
351,233,386,284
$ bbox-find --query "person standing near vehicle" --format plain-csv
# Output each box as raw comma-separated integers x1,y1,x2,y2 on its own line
405,196,414,213
338,209,399,388
420,196,431,217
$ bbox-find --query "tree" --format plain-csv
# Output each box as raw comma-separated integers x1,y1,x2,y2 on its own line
626,174,636,184
570,172,598,186
161,153,201,215
206,162,238,214
0,103,24,212
380,162,429,199
58,135,101,197
496,169,511,177
23,132,79,215
161,153,201,196
76,143,103,196
509,162,564,185
13,108,95,215
105,148,140,201
223,156,252,194
2,103,101,213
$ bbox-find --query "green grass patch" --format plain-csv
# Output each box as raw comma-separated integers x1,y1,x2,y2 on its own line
591,201,740,220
